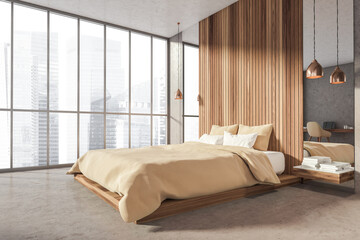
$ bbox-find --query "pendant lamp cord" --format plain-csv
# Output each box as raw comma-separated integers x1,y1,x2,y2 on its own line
336,0,339,67
178,22,180,90
313,0,316,59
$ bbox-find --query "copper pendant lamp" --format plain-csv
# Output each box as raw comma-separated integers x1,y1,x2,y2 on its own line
330,66,346,84
306,0,323,79
175,88,183,99
330,0,346,84
175,22,183,100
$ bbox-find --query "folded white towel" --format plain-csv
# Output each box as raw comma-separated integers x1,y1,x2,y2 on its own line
320,162,351,171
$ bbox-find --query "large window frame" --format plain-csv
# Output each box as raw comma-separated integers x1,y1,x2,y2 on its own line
0,0,169,172
183,42,199,142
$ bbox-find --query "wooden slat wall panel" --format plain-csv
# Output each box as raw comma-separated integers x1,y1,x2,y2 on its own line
199,0,303,174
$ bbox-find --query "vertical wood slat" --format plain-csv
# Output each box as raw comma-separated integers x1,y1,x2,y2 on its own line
199,0,303,174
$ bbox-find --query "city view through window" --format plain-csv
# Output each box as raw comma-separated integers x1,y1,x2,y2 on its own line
0,2,168,169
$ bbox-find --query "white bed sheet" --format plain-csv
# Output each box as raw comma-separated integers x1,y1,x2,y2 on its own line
263,151,285,175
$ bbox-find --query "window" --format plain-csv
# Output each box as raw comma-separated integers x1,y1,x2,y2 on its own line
0,2,168,171
131,115,151,148
183,44,199,142
79,113,104,156
106,114,129,149
106,27,129,113
0,111,10,169
13,5,48,168
13,5,47,110
152,38,167,146
153,116,167,145
50,13,78,111
13,111,47,167
153,38,167,114
0,1,11,169
0,1,11,109
80,21,104,112
131,33,151,114
49,113,77,165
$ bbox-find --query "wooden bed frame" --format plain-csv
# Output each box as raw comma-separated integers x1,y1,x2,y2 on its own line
74,174,300,224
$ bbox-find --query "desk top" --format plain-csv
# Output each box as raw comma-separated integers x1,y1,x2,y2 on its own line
303,128,354,133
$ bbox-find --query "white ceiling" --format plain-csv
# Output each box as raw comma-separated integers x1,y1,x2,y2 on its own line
19,0,237,38
303,0,353,69
19,0,353,68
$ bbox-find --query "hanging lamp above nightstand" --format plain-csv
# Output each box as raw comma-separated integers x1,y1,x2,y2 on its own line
330,0,346,84
306,0,323,79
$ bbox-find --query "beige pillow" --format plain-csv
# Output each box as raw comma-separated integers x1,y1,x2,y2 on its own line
237,124,273,151
210,124,239,135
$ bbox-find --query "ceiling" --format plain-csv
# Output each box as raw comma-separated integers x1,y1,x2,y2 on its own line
19,0,353,68
19,0,237,38
303,0,353,69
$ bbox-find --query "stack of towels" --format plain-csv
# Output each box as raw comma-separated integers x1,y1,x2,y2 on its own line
302,156,331,168
319,162,352,172
302,156,352,173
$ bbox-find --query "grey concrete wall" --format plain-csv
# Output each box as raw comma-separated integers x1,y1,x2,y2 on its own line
169,33,184,144
303,63,354,145
354,0,360,193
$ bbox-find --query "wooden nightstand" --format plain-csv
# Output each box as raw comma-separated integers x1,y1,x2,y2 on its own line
293,165,354,184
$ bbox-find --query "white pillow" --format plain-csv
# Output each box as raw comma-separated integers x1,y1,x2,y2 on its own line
223,131,258,148
199,134,224,145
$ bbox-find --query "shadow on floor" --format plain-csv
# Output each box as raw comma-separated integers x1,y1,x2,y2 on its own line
140,183,358,232
292,181,354,196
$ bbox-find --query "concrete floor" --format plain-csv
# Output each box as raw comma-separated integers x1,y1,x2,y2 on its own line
0,168,359,240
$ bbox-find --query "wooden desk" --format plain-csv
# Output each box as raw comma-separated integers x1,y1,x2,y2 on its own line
303,128,354,133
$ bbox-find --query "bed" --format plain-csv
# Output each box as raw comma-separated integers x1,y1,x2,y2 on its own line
69,142,297,223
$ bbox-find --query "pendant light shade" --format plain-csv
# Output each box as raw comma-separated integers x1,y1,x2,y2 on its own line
306,59,324,79
330,0,346,85
330,66,346,84
175,22,183,100
306,0,323,79
175,89,183,99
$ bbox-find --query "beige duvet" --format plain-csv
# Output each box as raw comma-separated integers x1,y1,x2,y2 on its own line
68,142,280,222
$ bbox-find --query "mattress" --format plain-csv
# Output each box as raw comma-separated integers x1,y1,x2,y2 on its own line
263,151,285,175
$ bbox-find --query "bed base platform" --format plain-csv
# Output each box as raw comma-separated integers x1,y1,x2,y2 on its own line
74,174,300,224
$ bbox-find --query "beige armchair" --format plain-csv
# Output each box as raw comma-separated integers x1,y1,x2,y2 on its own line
307,122,331,142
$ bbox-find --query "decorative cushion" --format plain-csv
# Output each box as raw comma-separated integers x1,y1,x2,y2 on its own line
209,124,239,135
237,124,273,151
